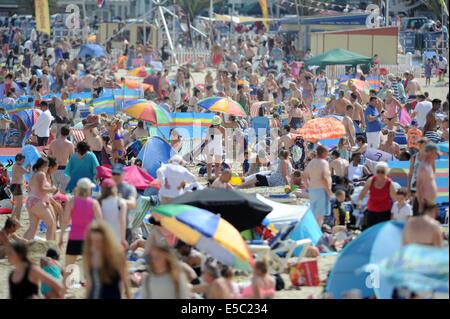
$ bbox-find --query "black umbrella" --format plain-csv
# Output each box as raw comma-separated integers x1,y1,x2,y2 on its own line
171,189,273,232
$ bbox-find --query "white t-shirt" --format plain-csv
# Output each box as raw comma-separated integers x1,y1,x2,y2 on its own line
24,40,33,52
391,202,412,222
438,57,448,70
157,163,196,199
32,55,43,68
33,110,53,137
415,100,432,128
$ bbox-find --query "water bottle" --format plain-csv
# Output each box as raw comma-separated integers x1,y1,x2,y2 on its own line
39,220,47,233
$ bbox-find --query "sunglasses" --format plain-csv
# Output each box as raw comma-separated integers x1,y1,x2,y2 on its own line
377,170,386,175
112,173,122,176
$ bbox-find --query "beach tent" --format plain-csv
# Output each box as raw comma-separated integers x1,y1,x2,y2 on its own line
77,44,106,59
137,136,175,178
257,195,322,256
388,160,449,204
326,221,405,299
10,109,40,146
96,165,154,190
304,48,373,68
0,81,24,99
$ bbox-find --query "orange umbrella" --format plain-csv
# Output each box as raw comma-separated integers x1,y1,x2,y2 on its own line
118,78,153,92
295,117,345,142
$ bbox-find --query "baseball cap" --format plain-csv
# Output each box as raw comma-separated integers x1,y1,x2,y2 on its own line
212,115,222,126
101,178,116,188
411,120,418,127
111,163,124,175
76,178,96,190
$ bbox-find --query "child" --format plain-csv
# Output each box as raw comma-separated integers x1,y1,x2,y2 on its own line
0,217,28,259
330,190,351,227
242,151,250,176
337,137,352,161
10,153,29,220
40,248,63,299
391,188,412,222
424,59,433,87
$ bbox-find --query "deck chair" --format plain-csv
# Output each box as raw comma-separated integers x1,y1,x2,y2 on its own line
247,220,312,273
129,196,153,240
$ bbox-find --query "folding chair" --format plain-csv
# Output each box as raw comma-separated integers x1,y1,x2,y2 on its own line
129,196,153,241
247,220,312,273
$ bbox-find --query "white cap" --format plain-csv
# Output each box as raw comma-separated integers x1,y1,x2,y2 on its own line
76,178,96,190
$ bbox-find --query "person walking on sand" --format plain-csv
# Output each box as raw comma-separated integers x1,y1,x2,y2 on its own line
59,178,102,281
10,154,29,220
23,158,57,241
47,126,74,194
83,222,131,299
303,145,333,227
415,143,439,215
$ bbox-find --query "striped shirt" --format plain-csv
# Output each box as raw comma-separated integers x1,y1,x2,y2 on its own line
424,131,441,144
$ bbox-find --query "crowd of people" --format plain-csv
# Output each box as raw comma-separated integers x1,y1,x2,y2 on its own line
0,14,448,299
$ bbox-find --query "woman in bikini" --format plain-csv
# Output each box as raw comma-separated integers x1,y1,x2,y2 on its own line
23,158,58,241
109,120,126,164
384,89,402,130
301,75,314,107
239,258,275,299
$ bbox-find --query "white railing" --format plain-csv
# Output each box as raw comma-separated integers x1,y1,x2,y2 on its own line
169,48,210,66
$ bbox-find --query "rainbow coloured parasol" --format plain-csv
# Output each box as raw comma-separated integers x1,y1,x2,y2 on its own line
128,66,155,78
153,204,253,271
123,99,172,125
197,96,246,117
340,79,370,95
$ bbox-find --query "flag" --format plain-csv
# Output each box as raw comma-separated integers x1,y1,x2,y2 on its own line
70,128,85,144
92,96,115,115
438,0,449,16
35,0,51,35
259,0,270,31
97,0,106,8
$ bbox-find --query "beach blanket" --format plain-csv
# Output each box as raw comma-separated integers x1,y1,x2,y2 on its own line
365,148,395,162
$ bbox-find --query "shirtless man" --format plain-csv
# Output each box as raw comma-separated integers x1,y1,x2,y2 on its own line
350,93,366,131
342,104,356,146
303,145,333,226
348,81,363,104
52,92,70,137
380,130,401,158
403,203,443,247
279,125,295,150
78,69,95,91
10,154,29,220
415,143,439,215
329,150,349,178
335,91,352,116
405,73,421,99
47,126,74,194
192,263,231,299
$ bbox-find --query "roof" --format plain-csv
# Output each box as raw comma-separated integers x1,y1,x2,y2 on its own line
304,48,373,67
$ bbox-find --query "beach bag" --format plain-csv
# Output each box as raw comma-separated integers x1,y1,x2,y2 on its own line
273,273,285,291
289,259,320,287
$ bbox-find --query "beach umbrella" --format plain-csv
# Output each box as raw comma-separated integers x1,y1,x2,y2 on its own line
128,66,154,78
296,117,346,142
438,142,449,155
326,221,405,299
124,100,172,125
171,189,272,232
197,96,247,117
153,204,253,271
340,79,370,95
377,244,449,294
119,79,153,92
237,79,249,86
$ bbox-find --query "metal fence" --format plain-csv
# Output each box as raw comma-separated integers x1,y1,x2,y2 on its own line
169,49,210,66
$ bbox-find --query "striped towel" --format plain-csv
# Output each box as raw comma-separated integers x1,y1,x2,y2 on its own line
71,128,85,143
129,196,153,231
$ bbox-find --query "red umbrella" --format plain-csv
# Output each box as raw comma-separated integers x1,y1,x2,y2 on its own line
96,165,154,190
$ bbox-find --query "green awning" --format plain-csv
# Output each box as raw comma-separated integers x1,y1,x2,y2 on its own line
304,48,373,68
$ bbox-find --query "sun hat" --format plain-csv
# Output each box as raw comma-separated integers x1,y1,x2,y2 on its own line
169,154,186,165
212,115,222,126
101,178,116,188
76,178,96,190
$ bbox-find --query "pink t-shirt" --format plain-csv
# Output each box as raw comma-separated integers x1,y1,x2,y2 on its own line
69,197,94,241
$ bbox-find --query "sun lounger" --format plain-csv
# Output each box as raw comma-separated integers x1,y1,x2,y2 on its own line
129,196,153,240
247,220,312,272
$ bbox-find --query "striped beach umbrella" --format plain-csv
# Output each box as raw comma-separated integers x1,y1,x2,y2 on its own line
197,96,247,117
153,204,253,271
123,99,172,125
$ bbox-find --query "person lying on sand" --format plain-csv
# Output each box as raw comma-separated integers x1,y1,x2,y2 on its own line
0,217,29,259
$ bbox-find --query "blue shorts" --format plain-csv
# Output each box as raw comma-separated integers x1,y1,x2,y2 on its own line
309,188,331,217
